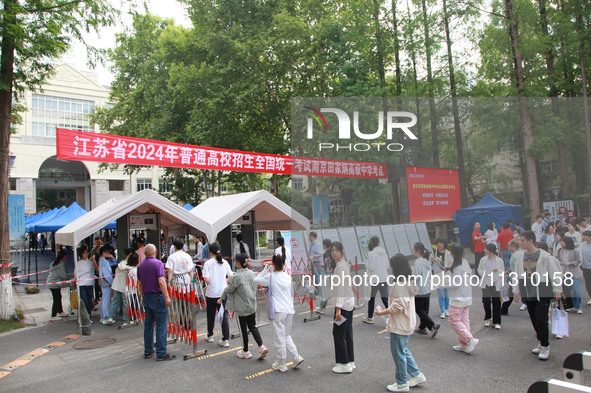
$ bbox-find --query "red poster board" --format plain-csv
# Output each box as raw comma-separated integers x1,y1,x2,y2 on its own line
406,167,461,223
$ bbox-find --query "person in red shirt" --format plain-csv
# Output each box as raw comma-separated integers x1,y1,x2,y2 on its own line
472,222,486,275
497,223,514,268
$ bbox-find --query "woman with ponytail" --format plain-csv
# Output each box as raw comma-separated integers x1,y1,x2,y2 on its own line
431,239,453,319
363,236,389,325
274,237,292,272
412,242,440,337
234,233,250,258
203,243,233,347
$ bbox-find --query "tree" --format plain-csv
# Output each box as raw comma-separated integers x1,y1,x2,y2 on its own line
0,0,116,320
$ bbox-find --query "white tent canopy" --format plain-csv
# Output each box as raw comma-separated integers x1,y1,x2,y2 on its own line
190,190,310,241
56,189,210,247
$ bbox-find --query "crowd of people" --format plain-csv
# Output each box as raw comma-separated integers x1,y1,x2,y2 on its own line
42,214,591,392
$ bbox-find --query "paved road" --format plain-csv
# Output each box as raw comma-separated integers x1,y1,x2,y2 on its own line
1,285,589,393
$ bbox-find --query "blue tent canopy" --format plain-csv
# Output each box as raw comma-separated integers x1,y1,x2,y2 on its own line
452,193,524,245
182,203,194,211
26,207,66,232
35,202,88,233
25,209,53,226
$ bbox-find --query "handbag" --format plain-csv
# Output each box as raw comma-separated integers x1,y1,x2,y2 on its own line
551,300,569,337
266,273,275,320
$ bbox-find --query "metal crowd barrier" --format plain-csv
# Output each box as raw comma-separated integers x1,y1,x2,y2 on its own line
527,351,591,392
528,379,591,393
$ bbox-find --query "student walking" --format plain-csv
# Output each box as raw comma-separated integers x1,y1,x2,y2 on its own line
558,236,583,313
220,253,268,360
445,245,479,353
412,243,439,337
47,249,72,321
98,246,115,325
330,242,355,374
431,239,452,319
203,243,233,347
254,254,304,373
472,222,486,275
374,254,426,392
363,236,390,325
77,246,95,318
477,243,504,329
513,231,563,361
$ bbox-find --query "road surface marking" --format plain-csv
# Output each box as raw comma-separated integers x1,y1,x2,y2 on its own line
245,361,295,380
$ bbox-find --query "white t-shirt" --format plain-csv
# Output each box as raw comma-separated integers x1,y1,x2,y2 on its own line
165,251,193,275
77,259,95,287
234,242,250,258
531,222,543,242
274,246,292,265
202,258,233,298
169,244,189,256
485,229,498,244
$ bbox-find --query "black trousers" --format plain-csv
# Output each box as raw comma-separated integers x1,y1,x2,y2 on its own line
473,252,485,277
482,286,501,325
333,308,354,364
501,285,513,314
367,282,388,318
206,297,229,341
50,288,63,317
415,296,435,330
583,268,591,299
238,313,263,352
525,298,552,347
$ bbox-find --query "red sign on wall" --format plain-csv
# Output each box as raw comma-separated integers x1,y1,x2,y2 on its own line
406,167,461,222
56,128,387,179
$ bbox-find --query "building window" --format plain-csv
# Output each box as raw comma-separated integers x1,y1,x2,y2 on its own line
31,94,95,137
499,136,520,153
109,180,125,191
136,179,152,192
330,199,346,223
220,182,231,193
39,167,73,181
159,181,173,193
9,178,16,191
292,178,304,191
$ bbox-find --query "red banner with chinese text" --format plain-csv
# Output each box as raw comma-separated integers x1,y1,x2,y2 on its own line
56,128,387,179
406,166,461,222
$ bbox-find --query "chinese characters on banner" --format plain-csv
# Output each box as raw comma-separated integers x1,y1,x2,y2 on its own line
56,128,388,179
406,166,461,222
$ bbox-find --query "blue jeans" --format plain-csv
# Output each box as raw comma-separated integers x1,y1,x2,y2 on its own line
437,288,450,312
502,250,511,271
100,286,111,319
390,333,421,385
571,278,582,309
311,262,326,301
143,293,169,358
108,290,128,323
79,285,93,317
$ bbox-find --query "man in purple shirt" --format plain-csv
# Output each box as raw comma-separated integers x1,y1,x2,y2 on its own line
137,244,174,361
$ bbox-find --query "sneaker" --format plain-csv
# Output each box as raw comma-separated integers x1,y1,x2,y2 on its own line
430,323,440,338
49,316,61,322
293,355,304,368
494,324,501,330
415,328,428,335
565,308,574,312
144,349,155,359
520,304,527,311
538,346,550,360
445,310,449,317
409,373,427,387
332,363,353,373
218,339,230,348
440,312,446,319
362,317,374,324
100,318,109,325
387,383,410,392
272,362,288,373
57,312,69,317
453,344,467,352
350,361,356,370
577,309,583,314
464,338,479,354
206,336,214,343
237,350,252,359
106,318,115,325
484,319,491,327
121,322,130,327
556,335,563,339
314,307,325,315
587,300,591,305
532,344,543,354
156,354,176,361
258,345,269,360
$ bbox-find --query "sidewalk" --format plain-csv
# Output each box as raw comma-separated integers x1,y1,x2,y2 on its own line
12,283,76,327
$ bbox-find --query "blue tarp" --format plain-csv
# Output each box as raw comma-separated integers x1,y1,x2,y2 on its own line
452,193,524,245
182,203,194,211
26,207,65,232
29,203,116,232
